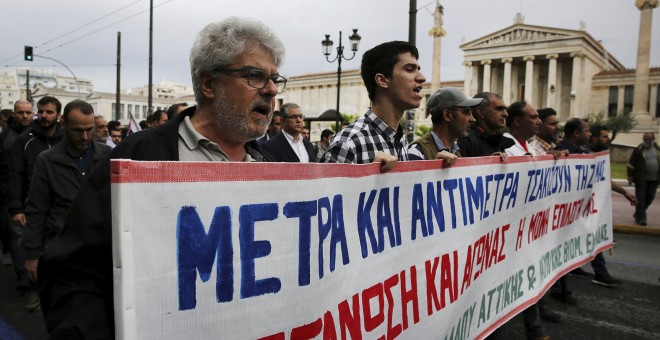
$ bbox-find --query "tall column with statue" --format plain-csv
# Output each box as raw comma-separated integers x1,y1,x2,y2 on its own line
631,0,658,122
429,1,445,94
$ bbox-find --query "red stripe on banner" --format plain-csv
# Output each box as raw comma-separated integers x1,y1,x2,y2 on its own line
110,152,607,183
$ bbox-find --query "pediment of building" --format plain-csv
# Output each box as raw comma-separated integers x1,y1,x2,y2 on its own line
461,24,584,50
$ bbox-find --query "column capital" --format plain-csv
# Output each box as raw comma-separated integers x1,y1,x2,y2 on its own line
570,51,584,58
501,57,513,63
480,59,492,65
464,61,474,67
523,55,535,62
636,0,659,10
546,53,559,60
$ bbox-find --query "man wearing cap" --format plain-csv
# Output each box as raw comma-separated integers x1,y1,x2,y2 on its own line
408,87,481,165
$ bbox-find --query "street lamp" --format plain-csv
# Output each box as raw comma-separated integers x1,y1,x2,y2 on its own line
321,29,361,132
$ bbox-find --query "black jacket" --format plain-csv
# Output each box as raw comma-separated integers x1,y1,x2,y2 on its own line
23,140,111,260
8,122,63,215
457,124,514,157
0,119,31,201
38,106,272,339
261,132,317,162
627,143,660,181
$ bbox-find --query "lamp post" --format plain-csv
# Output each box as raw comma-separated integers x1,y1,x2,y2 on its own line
322,29,361,132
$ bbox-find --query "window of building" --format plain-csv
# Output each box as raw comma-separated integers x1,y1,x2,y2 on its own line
128,104,133,118
112,103,117,117
623,85,634,115
608,86,618,117
656,85,660,118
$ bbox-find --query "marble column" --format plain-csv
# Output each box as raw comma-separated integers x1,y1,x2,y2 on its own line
523,56,535,102
632,0,659,117
481,59,492,92
464,62,473,96
570,52,583,117
502,58,513,105
546,54,559,109
650,84,659,118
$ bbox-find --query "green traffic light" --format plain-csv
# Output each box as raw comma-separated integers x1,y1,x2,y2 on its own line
24,46,33,61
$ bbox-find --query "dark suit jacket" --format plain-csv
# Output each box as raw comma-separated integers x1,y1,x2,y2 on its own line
261,132,317,162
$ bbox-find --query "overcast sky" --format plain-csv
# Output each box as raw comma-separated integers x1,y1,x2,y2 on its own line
2,0,659,93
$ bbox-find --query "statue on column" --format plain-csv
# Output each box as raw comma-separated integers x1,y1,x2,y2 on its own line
428,1,446,37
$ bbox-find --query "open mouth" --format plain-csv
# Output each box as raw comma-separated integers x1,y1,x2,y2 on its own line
252,104,271,116
413,86,423,94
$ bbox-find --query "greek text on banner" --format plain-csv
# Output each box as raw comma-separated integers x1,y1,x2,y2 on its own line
110,152,612,339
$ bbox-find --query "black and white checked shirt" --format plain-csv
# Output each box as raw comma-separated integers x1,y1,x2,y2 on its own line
320,109,409,164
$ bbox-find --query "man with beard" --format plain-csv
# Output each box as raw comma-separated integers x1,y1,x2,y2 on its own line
407,87,481,165
22,100,111,285
628,132,660,226
7,95,63,312
262,103,316,162
93,115,109,143
39,17,282,338
321,40,426,172
528,108,564,156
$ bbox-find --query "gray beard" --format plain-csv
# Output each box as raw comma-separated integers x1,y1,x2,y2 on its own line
212,88,269,141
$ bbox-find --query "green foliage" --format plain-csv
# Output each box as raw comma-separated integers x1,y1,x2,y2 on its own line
610,162,627,179
416,125,432,137
586,111,637,142
331,113,360,132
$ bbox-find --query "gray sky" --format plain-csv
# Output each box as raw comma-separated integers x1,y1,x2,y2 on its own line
2,0,658,93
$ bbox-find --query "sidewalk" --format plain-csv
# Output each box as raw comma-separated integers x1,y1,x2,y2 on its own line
611,180,660,237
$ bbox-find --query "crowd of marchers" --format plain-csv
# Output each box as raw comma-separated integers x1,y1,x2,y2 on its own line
0,16,658,340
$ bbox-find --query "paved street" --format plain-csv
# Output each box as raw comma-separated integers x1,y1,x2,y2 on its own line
1,187,659,340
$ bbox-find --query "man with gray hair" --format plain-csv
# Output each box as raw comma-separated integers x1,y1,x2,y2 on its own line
262,103,316,162
39,17,283,338
407,87,481,165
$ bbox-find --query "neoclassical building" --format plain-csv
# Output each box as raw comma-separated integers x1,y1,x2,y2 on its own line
285,5,659,149
461,18,626,120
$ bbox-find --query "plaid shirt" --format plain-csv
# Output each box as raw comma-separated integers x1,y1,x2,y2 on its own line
528,135,555,156
321,109,409,164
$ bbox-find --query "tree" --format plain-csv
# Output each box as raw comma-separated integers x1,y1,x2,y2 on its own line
415,125,431,137
586,111,637,143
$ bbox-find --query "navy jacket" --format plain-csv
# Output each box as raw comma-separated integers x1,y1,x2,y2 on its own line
261,132,317,162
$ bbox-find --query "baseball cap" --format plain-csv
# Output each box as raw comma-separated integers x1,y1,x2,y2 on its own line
426,87,483,117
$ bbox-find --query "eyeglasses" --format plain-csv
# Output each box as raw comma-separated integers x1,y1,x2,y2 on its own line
283,114,305,120
68,127,95,136
215,66,287,93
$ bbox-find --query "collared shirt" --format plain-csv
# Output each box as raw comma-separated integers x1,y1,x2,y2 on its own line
177,116,255,162
503,132,534,156
321,109,409,164
68,143,94,178
282,130,310,163
528,135,555,156
407,131,459,160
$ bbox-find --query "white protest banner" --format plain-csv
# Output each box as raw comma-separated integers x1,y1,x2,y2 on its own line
111,152,612,339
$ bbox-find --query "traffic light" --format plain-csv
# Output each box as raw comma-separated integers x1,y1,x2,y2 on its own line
24,46,33,61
